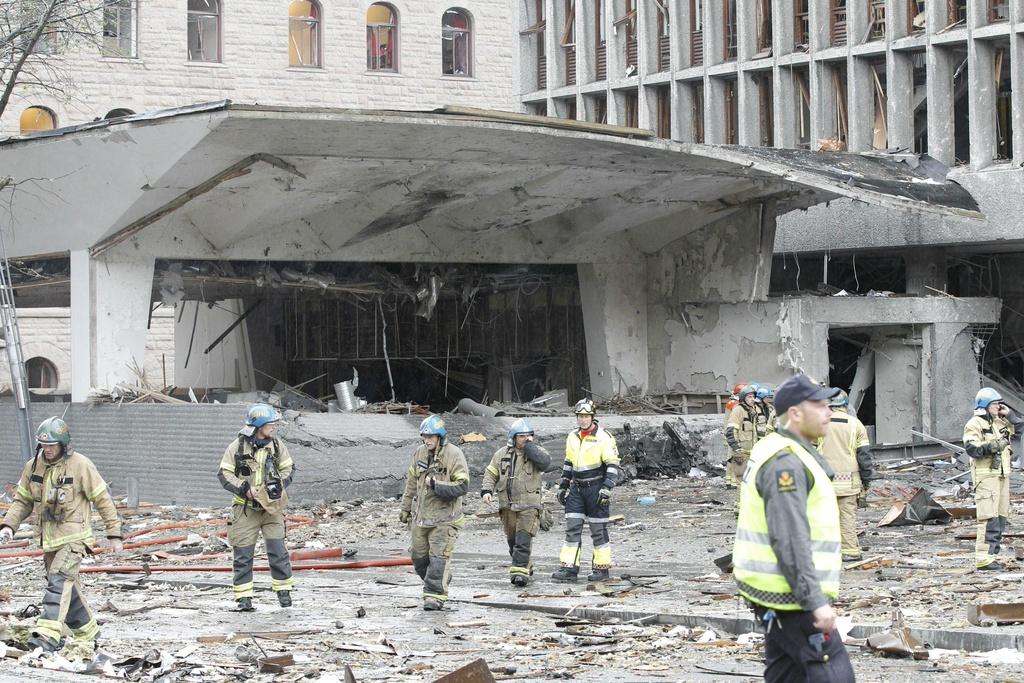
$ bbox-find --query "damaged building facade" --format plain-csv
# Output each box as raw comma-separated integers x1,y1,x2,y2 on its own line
520,0,1016,443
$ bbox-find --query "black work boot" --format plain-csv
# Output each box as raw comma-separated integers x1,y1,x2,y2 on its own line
587,568,611,582
236,597,255,612
423,597,444,611
551,566,578,583
277,590,292,608
978,560,1005,571
510,573,529,587
27,634,62,653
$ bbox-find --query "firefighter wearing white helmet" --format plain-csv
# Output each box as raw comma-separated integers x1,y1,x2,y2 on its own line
552,398,621,583
481,419,552,586
0,417,123,653
964,388,1024,570
218,403,295,611
399,415,469,610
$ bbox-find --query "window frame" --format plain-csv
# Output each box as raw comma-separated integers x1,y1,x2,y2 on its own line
441,7,473,77
102,0,138,58
366,2,399,72
19,106,57,134
187,0,222,63
289,0,322,68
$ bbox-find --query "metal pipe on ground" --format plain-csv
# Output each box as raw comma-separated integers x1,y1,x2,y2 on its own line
80,558,412,574
454,398,506,418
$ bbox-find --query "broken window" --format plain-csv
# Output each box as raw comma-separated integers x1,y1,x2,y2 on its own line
557,97,578,120
562,0,576,85
912,51,927,153
691,81,705,142
794,0,809,47
951,47,970,163
831,0,847,46
989,0,1009,21
908,0,926,33
367,3,398,71
596,0,607,80
830,63,849,148
26,356,58,390
623,89,639,127
756,0,772,54
289,0,321,68
616,0,638,74
519,0,547,88
947,0,967,26
690,0,703,65
442,9,472,76
867,0,885,40
656,85,671,138
794,67,811,148
995,46,1012,160
528,101,548,116
655,0,670,71
102,0,137,58
187,0,220,62
20,106,56,134
588,94,608,123
724,0,737,60
757,73,774,146
724,78,738,143
105,108,135,119
869,58,888,150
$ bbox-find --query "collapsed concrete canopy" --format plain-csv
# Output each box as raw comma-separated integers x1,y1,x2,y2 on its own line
0,101,980,262
0,102,983,402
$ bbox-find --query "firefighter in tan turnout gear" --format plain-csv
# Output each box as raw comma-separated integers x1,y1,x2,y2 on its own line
817,390,874,561
400,415,470,610
725,385,768,486
481,419,551,586
0,417,123,653
964,388,1024,570
218,403,295,611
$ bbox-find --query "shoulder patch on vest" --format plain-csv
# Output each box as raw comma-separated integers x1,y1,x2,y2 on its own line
777,470,797,493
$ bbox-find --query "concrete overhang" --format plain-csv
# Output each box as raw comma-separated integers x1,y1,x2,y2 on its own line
0,101,982,262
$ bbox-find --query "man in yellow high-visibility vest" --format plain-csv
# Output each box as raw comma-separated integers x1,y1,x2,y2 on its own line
732,374,856,683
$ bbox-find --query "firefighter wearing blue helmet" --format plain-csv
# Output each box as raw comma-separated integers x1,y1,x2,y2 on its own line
218,403,295,611
964,388,1024,570
400,415,470,609
481,419,552,586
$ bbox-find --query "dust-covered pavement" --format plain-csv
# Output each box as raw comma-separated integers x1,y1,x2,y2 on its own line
2,467,1024,682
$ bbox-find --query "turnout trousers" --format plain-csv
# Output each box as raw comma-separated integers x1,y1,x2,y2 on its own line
558,482,611,571
227,503,294,599
33,542,97,646
973,468,1010,568
410,521,462,603
500,508,539,578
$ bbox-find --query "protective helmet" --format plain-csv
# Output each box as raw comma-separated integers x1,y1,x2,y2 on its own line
975,387,1003,410
737,385,758,402
246,403,281,429
573,398,596,416
508,418,534,441
36,416,70,447
756,386,774,400
419,414,447,438
830,390,849,408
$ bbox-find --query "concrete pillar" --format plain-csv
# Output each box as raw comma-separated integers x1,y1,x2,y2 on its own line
775,66,797,148
70,250,91,402
905,247,946,295
873,335,921,444
737,71,760,146
927,46,956,166
91,250,156,391
969,38,996,169
848,57,874,152
578,260,648,397
888,51,915,150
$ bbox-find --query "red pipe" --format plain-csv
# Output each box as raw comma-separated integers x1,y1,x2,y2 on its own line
80,558,411,574
0,540,30,549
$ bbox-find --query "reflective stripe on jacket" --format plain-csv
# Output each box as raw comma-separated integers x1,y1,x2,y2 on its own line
733,431,841,611
562,426,620,486
817,408,870,496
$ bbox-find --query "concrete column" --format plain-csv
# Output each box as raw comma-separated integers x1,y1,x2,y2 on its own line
578,260,648,397
737,71,761,145
927,46,956,166
1011,34,1024,166
70,250,91,403
811,61,837,147
873,334,921,444
905,247,946,295
91,250,156,391
848,57,874,151
888,51,915,150
969,38,996,169
775,65,797,148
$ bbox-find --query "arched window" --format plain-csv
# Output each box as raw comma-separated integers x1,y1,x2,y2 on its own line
442,8,471,76
26,357,59,390
366,3,397,71
187,0,221,62
19,107,57,134
105,108,136,119
289,0,321,67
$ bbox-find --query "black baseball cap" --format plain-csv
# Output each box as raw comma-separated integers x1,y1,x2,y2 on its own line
774,373,840,414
